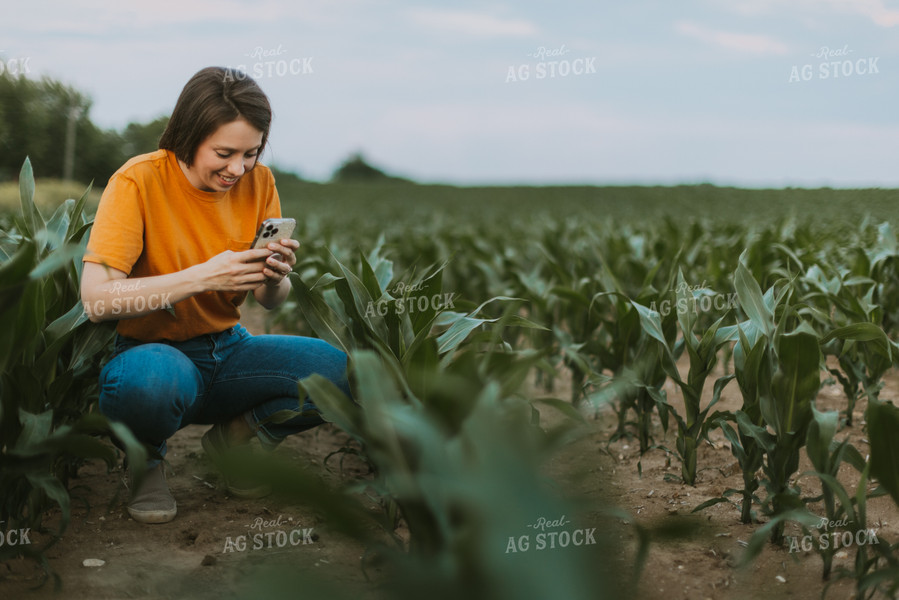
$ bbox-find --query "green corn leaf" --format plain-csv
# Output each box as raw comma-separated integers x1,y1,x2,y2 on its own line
866,398,899,507
820,322,892,346
629,300,669,348
714,416,748,463
739,509,821,567
67,319,116,373
550,286,592,309
735,253,773,340
310,272,343,289
436,314,492,354
24,472,70,538
18,157,41,237
691,491,741,514
299,375,363,437
0,241,38,290
107,420,147,485
806,407,839,474
840,443,867,473
15,409,54,451
409,268,445,337
735,410,775,454
767,329,820,436
29,243,85,280
358,250,384,301
289,272,351,354
675,269,698,352
65,181,93,241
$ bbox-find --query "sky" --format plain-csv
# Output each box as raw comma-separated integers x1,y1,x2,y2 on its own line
1,0,897,187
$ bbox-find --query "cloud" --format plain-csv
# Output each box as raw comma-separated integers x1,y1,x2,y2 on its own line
4,0,347,35
674,20,791,55
404,8,539,37
713,0,899,27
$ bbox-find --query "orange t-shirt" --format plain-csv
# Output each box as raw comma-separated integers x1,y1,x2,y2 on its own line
84,149,281,342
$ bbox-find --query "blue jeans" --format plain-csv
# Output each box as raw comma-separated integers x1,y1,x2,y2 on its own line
98,324,350,465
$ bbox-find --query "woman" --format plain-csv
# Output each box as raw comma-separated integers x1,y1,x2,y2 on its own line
80,66,350,524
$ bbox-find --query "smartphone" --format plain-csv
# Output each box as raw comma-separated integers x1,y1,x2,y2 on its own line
251,218,297,250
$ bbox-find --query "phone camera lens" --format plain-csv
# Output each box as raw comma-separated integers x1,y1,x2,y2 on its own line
271,228,279,235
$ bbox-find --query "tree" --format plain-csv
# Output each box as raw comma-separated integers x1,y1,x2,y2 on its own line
0,73,162,185
0,73,96,181
121,116,169,158
331,152,412,183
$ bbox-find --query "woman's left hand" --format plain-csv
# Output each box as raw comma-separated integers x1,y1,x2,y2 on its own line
262,238,299,285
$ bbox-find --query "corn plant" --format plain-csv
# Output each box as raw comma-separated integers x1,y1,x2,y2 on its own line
803,407,867,581
718,257,822,544
0,159,146,575
858,398,899,596
700,322,776,524
631,270,737,485
743,403,897,597
587,260,680,455
801,263,890,426
868,221,899,336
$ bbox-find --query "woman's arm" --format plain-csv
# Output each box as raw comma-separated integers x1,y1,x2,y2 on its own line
81,248,274,323
252,238,299,310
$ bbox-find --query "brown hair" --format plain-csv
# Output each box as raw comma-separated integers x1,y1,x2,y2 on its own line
158,67,272,167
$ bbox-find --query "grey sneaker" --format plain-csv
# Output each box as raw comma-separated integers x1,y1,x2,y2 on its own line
201,423,272,499
126,462,177,524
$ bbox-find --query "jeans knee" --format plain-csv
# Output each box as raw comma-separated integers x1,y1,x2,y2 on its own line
98,343,202,431
313,340,351,392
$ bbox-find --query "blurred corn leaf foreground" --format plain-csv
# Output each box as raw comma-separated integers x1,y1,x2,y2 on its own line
0,159,145,579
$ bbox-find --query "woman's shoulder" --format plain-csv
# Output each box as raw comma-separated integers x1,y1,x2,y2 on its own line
235,161,276,195
110,150,172,184
249,161,275,184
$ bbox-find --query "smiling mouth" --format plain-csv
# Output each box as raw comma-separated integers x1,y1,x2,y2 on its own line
218,173,239,185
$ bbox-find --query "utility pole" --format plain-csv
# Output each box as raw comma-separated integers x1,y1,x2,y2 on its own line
63,105,81,181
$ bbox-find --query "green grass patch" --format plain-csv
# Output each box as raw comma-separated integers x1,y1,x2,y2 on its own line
0,178,102,216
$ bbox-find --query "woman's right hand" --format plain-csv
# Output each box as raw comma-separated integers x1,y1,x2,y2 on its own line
196,249,274,292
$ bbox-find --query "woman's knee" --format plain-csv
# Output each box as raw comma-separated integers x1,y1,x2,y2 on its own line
99,343,202,422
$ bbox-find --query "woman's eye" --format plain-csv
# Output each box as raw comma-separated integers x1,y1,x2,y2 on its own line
217,152,230,158
245,153,258,159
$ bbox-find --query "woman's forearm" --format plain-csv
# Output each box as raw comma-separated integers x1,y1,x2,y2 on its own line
80,262,207,323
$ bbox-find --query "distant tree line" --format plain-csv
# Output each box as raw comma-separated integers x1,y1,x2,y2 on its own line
0,72,169,183
0,72,412,185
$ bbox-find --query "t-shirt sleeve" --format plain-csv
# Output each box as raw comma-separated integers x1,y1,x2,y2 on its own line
83,174,145,275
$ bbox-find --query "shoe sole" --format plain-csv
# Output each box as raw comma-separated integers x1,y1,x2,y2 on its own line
127,505,177,524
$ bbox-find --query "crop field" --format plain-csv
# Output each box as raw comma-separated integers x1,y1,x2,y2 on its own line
1,163,898,599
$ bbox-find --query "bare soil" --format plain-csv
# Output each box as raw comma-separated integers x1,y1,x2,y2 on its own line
1,306,897,599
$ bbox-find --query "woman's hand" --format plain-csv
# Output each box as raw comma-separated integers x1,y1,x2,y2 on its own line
260,238,300,286
198,248,273,292
253,238,298,309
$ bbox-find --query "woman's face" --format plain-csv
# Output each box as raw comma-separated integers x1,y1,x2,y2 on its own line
180,118,264,192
